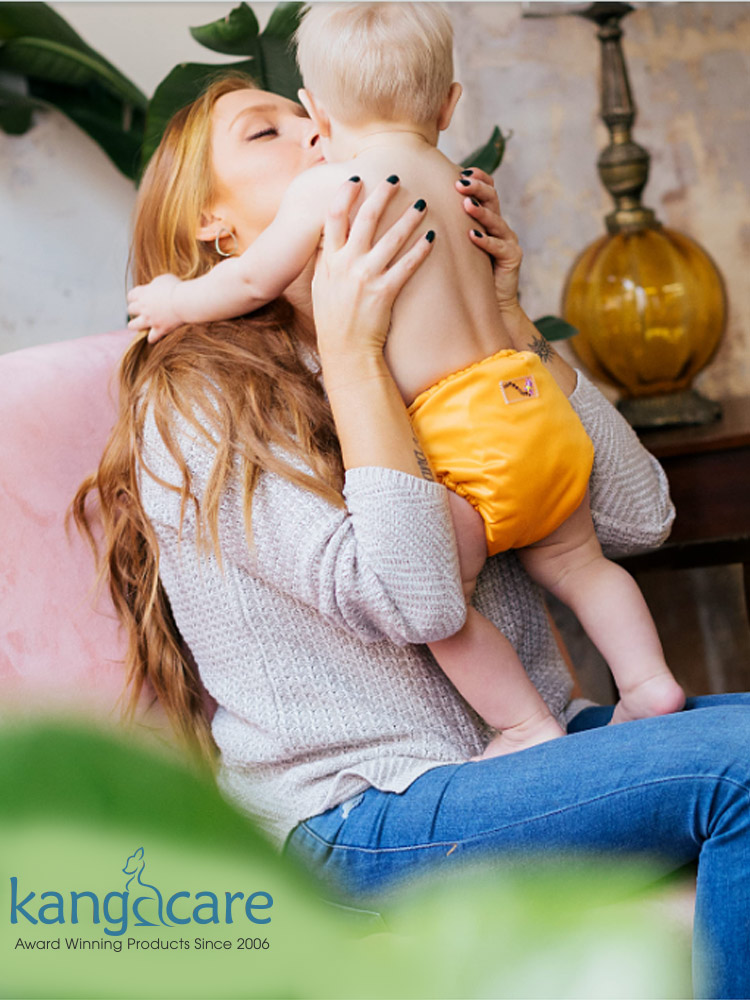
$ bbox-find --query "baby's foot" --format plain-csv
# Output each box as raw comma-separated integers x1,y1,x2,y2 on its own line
611,673,686,726
476,713,565,760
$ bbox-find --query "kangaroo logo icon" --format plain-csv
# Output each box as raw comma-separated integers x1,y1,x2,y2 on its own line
122,847,171,927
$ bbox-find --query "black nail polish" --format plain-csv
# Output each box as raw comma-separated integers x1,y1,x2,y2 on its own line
461,169,474,176
472,229,483,238
458,178,471,187
348,175,361,183
425,230,435,243
471,197,480,207
413,198,427,212
386,174,399,184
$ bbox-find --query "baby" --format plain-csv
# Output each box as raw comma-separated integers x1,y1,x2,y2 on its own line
128,2,685,757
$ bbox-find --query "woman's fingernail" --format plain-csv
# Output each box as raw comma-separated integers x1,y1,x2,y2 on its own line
461,169,474,176
425,230,435,243
348,175,361,183
472,229,484,238
386,174,399,184
414,198,427,212
458,178,471,187
471,197,480,207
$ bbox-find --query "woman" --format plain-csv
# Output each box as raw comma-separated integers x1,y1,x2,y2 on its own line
77,75,750,998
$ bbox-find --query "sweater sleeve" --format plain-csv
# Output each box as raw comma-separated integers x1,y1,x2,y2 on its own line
140,406,467,647
569,371,676,556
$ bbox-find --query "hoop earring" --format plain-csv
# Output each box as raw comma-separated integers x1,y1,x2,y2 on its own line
214,228,239,257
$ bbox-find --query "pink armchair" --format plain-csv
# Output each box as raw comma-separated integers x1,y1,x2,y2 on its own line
0,330,134,719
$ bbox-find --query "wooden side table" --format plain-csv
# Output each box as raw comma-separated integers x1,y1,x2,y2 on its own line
618,396,750,623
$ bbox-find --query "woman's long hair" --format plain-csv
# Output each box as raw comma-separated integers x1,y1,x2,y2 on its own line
73,75,343,761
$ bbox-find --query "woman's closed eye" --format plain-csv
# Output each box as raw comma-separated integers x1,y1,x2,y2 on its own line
245,126,278,142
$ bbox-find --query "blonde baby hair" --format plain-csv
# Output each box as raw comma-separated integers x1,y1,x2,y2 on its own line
295,2,454,127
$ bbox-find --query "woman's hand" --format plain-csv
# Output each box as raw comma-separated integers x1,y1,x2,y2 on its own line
456,167,523,313
312,175,434,370
457,167,578,396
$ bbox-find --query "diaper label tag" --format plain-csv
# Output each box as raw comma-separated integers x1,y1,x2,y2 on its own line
499,376,538,404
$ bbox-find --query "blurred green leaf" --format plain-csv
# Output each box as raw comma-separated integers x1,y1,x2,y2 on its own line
190,2,260,56
0,36,146,107
461,125,507,174
29,77,145,178
0,81,42,132
534,314,580,341
0,0,146,109
0,1,145,172
0,100,29,131
0,720,269,849
189,0,303,100
258,30,303,100
0,0,92,48
188,2,302,97
0,717,692,1000
259,2,305,99
264,2,306,39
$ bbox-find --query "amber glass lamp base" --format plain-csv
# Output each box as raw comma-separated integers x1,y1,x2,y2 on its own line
563,225,726,429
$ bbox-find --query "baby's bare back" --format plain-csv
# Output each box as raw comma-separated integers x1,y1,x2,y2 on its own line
352,144,511,404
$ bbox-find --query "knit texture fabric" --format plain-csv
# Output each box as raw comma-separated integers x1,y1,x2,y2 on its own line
139,371,674,848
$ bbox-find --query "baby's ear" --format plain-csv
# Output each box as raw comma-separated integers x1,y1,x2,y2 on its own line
437,82,463,132
298,88,331,137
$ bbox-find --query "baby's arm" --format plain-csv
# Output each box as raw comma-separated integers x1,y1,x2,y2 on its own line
127,168,331,341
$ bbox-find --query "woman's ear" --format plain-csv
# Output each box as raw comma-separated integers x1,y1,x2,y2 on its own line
196,209,223,243
298,88,331,138
437,82,463,132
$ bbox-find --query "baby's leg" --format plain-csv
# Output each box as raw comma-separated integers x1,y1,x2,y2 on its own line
518,493,685,725
429,492,564,757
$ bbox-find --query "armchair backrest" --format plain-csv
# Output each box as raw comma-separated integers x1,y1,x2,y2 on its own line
0,331,134,719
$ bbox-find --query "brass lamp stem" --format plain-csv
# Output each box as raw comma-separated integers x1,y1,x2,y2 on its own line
580,2,657,233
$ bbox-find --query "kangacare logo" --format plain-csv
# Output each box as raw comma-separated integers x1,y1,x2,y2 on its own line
10,847,273,937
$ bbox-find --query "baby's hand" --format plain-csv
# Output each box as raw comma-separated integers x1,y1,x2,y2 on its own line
127,274,183,343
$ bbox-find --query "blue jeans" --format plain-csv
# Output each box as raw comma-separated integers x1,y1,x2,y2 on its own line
284,694,750,998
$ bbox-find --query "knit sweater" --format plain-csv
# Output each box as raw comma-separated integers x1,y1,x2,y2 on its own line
139,371,674,848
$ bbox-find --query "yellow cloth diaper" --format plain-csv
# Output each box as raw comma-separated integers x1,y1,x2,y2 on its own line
408,349,595,555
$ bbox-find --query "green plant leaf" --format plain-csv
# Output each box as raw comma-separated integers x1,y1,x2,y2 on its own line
141,0,305,180
0,1,90,48
58,105,143,180
0,2,146,176
189,1,303,98
0,82,43,133
189,1,260,56
263,1,306,39
28,77,145,179
258,29,302,101
0,102,31,132
0,718,692,1000
0,36,146,109
140,59,255,178
533,314,580,341
460,125,507,174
